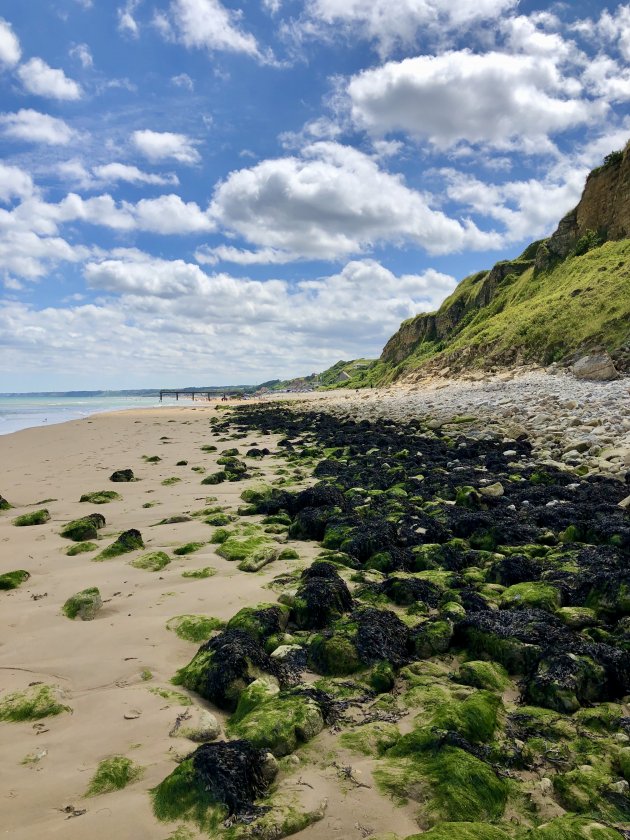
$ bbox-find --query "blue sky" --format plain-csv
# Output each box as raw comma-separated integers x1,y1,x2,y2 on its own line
0,0,629,390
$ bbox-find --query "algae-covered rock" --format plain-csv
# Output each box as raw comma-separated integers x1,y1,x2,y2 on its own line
456,660,510,692
216,534,279,571
130,551,170,572
13,509,50,526
173,628,281,711
80,490,121,504
553,764,630,822
228,687,325,756
94,529,144,560
340,721,400,756
109,469,134,482
170,708,221,743
408,824,511,840
500,581,561,612
0,493,12,510
0,684,70,721
227,604,290,642
526,653,606,713
308,633,361,676
62,587,102,620
167,614,225,643
66,541,98,556
410,619,453,658
60,513,106,542
0,569,30,590
152,740,278,827
527,815,624,839
375,745,508,827
291,561,353,629
557,606,599,629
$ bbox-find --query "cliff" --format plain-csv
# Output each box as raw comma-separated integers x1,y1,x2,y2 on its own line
377,144,630,380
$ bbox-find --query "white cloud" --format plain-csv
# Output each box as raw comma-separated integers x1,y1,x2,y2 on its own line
56,159,94,188
195,245,300,265
164,0,260,58
0,18,21,67
0,164,34,204
0,254,455,386
171,72,194,90
70,43,93,68
0,109,75,145
132,129,200,164
297,0,518,57
0,230,88,279
347,50,606,149
130,194,214,233
17,58,83,100
93,162,179,186
210,141,500,259
118,1,140,37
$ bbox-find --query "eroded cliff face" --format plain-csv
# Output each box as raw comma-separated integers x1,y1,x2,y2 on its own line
537,141,630,269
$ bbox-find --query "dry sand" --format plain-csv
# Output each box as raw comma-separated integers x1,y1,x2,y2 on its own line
0,403,419,840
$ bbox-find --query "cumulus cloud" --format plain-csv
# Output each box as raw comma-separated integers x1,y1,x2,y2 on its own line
17,58,83,100
347,50,605,150
93,162,179,186
295,0,518,57
0,17,21,67
210,141,500,259
118,1,141,37
132,129,200,164
161,0,260,58
0,164,35,204
195,245,300,265
0,109,75,145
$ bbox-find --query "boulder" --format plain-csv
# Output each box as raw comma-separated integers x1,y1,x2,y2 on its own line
109,468,135,482
170,708,221,743
573,353,618,381
62,587,102,620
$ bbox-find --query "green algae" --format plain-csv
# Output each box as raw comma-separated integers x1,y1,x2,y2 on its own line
61,514,105,542
79,490,121,504
308,633,361,676
167,614,225,643
429,690,503,743
0,684,70,722
226,604,289,642
152,758,226,832
93,529,144,560
162,477,182,486
62,587,102,620
408,824,511,840
500,582,561,612
174,542,206,556
375,745,508,826
148,686,193,706
181,566,217,579
0,569,30,590
527,815,624,840
339,721,400,756
86,756,144,796
130,551,171,571
13,509,50,526
66,541,98,556
456,661,511,692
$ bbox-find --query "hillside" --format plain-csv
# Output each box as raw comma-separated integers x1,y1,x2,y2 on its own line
370,145,630,383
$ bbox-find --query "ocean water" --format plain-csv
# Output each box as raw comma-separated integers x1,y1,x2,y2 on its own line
0,394,179,436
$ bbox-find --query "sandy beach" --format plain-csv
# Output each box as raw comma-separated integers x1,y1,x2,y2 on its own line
0,402,419,840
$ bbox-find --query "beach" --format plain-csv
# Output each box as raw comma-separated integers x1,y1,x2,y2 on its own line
0,402,419,840
1,375,628,840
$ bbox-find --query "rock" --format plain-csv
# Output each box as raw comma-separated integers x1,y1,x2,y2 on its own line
171,708,221,743
60,513,106,542
479,482,504,498
62,587,102,620
573,353,618,381
619,495,630,510
0,493,11,511
110,469,135,482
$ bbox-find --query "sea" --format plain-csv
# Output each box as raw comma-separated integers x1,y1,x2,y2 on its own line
0,394,180,436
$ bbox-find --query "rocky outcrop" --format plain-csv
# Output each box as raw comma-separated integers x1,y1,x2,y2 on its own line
572,352,619,381
536,143,630,270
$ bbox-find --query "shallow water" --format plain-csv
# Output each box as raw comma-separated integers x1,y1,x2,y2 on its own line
0,394,180,435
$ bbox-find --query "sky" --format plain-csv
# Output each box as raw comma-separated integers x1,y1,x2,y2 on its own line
0,1,629,390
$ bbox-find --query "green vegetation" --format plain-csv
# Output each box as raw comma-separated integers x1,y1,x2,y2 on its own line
93,529,144,560
0,569,30,590
79,490,121,504
60,514,105,542
174,542,205,556
456,661,510,692
499,582,561,612
162,476,182,486
181,566,216,579
66,541,98,556
62,587,102,620
130,551,171,571
86,756,143,796
13,509,50,526
148,687,193,706
166,614,225,642
0,684,70,721
151,758,226,832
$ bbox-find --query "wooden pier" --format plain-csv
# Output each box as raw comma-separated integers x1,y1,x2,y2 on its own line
158,389,243,402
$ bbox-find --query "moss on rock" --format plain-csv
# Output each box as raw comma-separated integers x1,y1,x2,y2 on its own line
500,582,561,612
60,513,106,542
79,490,121,504
167,614,225,643
456,661,510,692
228,690,324,757
0,684,70,721
62,587,102,620
66,541,98,556
13,509,50,526
94,529,143,560
130,551,171,572
0,569,30,590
